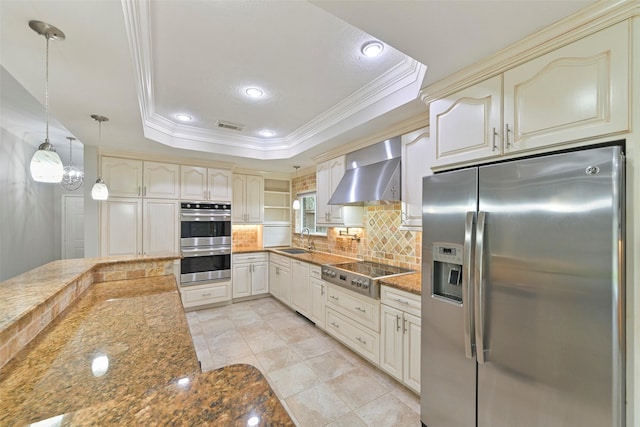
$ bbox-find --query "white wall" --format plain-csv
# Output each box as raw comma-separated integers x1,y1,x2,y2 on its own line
0,127,58,281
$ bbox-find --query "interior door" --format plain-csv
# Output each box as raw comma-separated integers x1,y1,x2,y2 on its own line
476,146,624,427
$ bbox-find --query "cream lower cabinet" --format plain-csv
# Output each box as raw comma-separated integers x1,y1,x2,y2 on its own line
291,259,311,316
380,285,421,394
101,198,179,256
269,253,291,306
232,253,268,299
180,280,231,311
430,21,629,169
325,284,380,365
309,267,326,329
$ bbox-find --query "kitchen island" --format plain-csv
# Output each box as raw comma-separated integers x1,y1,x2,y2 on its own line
0,265,292,426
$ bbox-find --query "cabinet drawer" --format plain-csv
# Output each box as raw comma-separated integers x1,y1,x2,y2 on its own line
181,281,230,308
326,285,379,332
270,253,291,268
233,252,268,264
381,285,421,317
326,308,379,365
310,265,321,279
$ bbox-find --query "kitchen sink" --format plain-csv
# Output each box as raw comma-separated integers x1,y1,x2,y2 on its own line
278,248,308,254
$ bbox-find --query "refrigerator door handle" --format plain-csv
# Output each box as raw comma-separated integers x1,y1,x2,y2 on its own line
475,211,487,364
463,211,476,359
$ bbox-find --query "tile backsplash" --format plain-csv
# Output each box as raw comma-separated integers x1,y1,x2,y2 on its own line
291,173,421,271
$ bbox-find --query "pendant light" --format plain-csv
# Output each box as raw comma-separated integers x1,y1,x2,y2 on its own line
28,20,65,183
91,114,109,200
292,166,301,210
60,137,84,191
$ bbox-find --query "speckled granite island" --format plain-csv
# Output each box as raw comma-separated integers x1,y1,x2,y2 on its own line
0,258,292,426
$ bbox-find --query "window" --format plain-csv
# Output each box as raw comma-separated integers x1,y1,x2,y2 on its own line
295,192,326,235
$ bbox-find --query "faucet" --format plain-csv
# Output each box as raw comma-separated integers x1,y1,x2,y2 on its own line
301,227,312,251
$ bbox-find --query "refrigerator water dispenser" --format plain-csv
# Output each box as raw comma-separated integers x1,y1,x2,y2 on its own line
432,243,463,302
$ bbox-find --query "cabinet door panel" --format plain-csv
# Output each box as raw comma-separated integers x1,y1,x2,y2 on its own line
102,157,143,197
403,312,421,394
181,166,207,200
380,305,403,381
233,263,252,298
310,278,326,329
143,199,178,255
430,76,502,167
232,175,246,222
101,198,142,256
504,21,628,152
245,175,264,223
252,262,269,295
401,127,432,228
144,162,179,199
291,260,310,316
208,168,232,202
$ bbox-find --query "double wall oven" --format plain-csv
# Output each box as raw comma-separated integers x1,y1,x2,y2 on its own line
180,202,231,286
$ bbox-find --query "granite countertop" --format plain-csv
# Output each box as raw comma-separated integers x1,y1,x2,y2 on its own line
233,246,358,266
0,254,180,338
0,275,292,426
379,272,422,295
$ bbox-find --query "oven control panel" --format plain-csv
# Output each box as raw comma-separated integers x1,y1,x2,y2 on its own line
322,267,375,298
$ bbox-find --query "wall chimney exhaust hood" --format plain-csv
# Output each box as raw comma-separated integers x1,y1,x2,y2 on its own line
328,136,401,206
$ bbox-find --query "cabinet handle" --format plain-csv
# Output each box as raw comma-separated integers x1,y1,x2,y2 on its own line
330,295,339,301
321,284,324,296
330,321,340,328
394,298,410,305
208,189,211,200
356,337,367,345
403,318,408,334
492,127,499,151
143,186,147,197
505,124,512,148
276,267,280,275
202,293,212,297
354,306,366,313
396,314,401,332
138,186,141,197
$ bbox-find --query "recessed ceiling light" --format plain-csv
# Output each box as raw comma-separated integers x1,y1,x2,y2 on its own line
175,113,192,121
260,129,275,137
245,87,264,98
361,41,384,57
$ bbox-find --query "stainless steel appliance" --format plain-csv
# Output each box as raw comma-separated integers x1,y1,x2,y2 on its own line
421,145,625,426
180,202,231,285
322,261,414,298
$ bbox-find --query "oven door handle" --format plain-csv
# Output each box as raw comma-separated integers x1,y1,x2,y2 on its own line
181,247,231,257
180,213,231,220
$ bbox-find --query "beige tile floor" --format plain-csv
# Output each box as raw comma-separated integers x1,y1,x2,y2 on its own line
185,296,421,427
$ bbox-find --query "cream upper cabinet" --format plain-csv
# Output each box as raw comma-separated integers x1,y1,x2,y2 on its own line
101,157,179,199
316,156,345,225
101,157,144,197
430,76,503,167
181,166,232,202
431,21,629,169
401,126,433,229
232,174,264,223
143,161,179,199
503,21,629,153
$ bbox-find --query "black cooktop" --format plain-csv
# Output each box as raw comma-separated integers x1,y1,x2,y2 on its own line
332,261,413,279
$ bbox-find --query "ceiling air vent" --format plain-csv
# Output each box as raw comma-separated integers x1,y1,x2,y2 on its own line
216,120,244,131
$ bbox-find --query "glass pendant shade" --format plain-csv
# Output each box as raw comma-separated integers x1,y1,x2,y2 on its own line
292,199,300,210
30,141,64,183
60,136,84,190
91,178,109,200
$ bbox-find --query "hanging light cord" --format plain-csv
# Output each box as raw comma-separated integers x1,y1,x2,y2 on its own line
44,34,50,143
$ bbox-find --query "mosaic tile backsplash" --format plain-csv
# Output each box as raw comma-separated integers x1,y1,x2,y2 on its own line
291,173,422,271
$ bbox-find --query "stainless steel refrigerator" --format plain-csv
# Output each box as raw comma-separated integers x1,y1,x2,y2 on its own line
420,145,625,427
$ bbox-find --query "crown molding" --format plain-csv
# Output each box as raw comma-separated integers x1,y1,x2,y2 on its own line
420,0,639,104
312,111,429,164
121,0,427,160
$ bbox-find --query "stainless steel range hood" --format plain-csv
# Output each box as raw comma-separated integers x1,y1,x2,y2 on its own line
328,137,401,206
